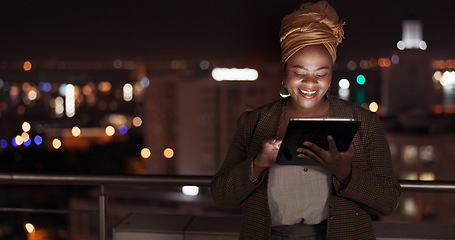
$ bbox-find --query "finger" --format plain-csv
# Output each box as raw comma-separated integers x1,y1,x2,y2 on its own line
303,141,325,156
327,135,338,153
272,139,283,150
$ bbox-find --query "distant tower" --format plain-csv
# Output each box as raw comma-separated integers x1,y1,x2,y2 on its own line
381,19,433,124
397,20,427,50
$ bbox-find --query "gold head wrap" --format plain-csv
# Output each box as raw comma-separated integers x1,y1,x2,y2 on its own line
279,1,345,64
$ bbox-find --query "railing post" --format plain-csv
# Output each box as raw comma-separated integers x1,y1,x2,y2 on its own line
99,185,106,240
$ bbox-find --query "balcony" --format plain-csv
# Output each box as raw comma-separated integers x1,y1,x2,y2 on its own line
0,174,454,240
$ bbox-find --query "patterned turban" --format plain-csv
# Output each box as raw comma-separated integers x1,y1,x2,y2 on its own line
279,1,345,64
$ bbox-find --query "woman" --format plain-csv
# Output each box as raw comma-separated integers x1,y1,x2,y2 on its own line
211,1,401,239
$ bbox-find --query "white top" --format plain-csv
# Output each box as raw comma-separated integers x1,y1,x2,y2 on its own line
267,164,331,226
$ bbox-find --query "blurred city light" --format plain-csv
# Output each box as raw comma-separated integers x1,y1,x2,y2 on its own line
182,186,199,196
59,83,67,96
369,102,379,112
23,61,32,71
25,223,35,233
440,71,455,87
123,83,133,102
419,172,435,181
132,117,142,127
391,54,400,64
1,139,7,148
98,81,112,94
119,125,128,134
338,79,350,89
140,76,150,88
199,60,210,70
65,84,76,118
22,121,31,132
163,148,174,159
105,126,115,136
211,68,258,81
72,126,81,137
15,135,23,146
38,82,52,92
34,135,43,146
347,61,357,71
23,137,31,147
356,75,366,85
140,148,151,159
52,138,62,149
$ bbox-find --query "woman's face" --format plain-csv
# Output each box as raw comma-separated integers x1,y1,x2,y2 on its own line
284,44,333,112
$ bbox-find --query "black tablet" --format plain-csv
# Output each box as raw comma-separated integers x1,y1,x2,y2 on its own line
276,118,361,165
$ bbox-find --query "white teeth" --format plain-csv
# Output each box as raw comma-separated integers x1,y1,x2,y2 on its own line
300,89,316,94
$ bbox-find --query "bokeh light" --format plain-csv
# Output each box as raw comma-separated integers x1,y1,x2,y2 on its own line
163,148,174,159
369,102,379,112
338,79,350,89
23,61,32,71
25,223,35,233
34,135,43,146
132,117,142,127
52,138,62,149
119,125,128,134
141,148,151,159
182,186,199,196
1,139,7,148
105,126,115,136
22,121,31,132
72,126,81,137
356,75,366,85
15,135,23,146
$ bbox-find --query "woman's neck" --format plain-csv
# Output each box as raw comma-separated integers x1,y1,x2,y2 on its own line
286,98,331,118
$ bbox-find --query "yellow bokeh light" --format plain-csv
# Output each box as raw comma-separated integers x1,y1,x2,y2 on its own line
52,138,62,149
71,126,81,137
21,132,30,142
15,135,23,146
163,148,174,159
419,172,435,181
141,148,151,159
22,121,31,132
369,102,379,112
23,61,32,71
105,126,115,136
25,223,35,233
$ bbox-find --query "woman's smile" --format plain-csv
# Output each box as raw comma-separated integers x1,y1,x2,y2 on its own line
299,89,317,99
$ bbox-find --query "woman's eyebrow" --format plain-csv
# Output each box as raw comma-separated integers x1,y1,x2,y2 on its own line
291,65,329,71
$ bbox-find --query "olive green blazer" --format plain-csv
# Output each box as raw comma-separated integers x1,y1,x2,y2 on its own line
211,97,401,239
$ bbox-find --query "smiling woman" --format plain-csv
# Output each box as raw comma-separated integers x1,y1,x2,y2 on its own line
211,1,401,239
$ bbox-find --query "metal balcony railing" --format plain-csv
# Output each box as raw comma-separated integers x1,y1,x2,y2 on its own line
0,173,454,240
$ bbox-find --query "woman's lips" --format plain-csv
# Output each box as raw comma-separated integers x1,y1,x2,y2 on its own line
299,89,317,98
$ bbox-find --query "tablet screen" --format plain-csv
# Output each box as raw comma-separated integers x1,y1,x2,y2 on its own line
276,118,361,165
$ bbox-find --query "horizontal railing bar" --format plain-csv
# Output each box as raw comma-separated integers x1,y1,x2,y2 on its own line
0,207,97,214
0,173,212,186
398,180,455,193
0,173,454,193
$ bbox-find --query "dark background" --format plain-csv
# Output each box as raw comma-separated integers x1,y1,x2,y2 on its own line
2,0,455,63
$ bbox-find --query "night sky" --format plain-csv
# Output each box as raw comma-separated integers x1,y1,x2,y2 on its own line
1,0,455,63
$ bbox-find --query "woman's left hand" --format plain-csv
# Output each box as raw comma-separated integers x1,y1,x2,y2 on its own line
296,135,354,185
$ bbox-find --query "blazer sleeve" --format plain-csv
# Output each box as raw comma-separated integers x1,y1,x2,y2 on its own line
333,112,401,216
210,111,266,209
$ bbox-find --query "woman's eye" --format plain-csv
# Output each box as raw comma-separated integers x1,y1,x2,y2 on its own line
294,72,304,77
316,74,327,78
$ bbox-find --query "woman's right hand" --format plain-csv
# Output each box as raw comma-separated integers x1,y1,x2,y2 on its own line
252,139,282,177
